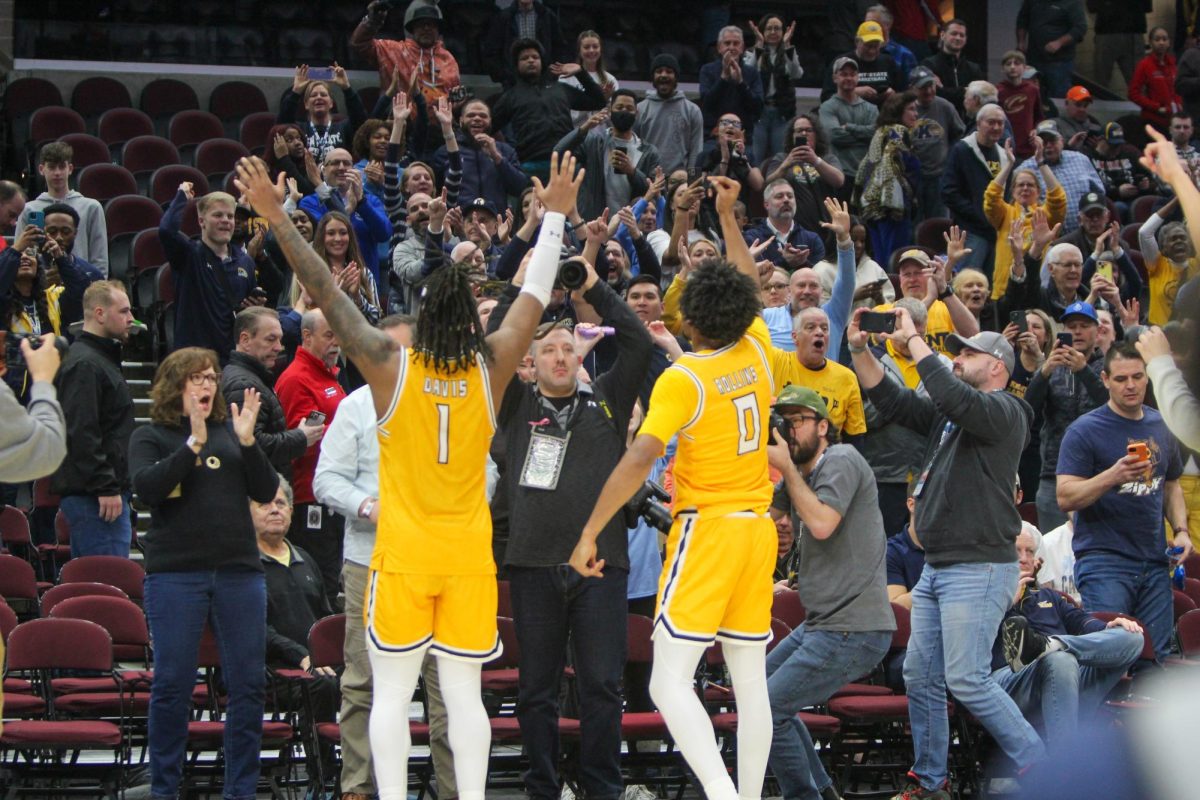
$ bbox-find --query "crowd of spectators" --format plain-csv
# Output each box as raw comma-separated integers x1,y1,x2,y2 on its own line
4,1,1200,799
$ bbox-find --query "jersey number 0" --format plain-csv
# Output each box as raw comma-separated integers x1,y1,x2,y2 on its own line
732,393,761,455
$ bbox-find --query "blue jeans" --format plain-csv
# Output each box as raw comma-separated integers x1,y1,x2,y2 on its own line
904,562,1044,791
1035,61,1075,99
754,106,790,164
992,625,1142,749
60,493,132,559
1035,477,1068,533
1075,552,1173,661
144,568,267,800
509,565,628,800
766,625,891,799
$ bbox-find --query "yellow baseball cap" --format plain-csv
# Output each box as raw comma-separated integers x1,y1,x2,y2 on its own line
857,21,885,43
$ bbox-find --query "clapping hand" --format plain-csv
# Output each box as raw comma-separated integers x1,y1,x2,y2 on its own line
233,158,287,219
230,387,262,447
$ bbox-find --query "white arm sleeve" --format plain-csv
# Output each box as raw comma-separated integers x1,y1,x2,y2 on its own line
519,211,565,307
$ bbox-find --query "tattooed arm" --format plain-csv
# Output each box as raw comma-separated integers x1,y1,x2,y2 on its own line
235,157,399,414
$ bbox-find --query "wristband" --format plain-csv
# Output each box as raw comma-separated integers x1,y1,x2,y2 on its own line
519,212,566,307
848,344,867,355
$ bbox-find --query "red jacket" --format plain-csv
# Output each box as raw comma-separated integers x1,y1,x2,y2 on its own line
1130,53,1182,128
275,347,345,505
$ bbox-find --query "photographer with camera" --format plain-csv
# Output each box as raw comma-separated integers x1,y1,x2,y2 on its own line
492,254,651,800
0,332,65,481
765,385,895,800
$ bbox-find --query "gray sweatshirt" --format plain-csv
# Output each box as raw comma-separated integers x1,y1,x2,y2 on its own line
866,354,1032,567
1146,355,1200,453
819,94,878,181
913,96,965,178
635,89,704,176
16,191,109,275
0,380,66,482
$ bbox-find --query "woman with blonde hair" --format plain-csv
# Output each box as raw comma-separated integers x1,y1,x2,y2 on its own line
984,136,1066,298
129,346,278,800
560,30,618,125
289,211,380,325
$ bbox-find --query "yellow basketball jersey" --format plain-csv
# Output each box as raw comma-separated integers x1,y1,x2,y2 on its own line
373,348,497,576
639,317,775,518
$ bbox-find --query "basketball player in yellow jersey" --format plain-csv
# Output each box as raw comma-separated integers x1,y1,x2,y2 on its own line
235,152,585,800
570,175,777,800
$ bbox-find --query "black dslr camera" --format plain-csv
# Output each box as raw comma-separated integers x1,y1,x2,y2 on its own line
3,332,69,373
623,479,673,533
768,411,794,448
555,257,589,291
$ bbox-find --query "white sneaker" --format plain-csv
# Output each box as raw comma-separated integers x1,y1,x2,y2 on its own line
623,785,658,800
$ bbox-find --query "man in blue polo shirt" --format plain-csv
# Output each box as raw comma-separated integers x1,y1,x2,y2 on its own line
1056,342,1191,662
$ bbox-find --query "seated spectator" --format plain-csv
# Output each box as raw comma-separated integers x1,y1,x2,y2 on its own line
15,143,107,275
814,216,894,311
770,306,867,443
875,245,978,353
886,482,926,609
762,114,847,250
296,212,381,331
1129,27,1182,133
1138,199,1200,325
743,180,824,271
919,18,983,117
998,50,1043,161
699,25,765,147
854,91,921,263
748,13,804,161
482,0,569,88
254,478,338,724
772,511,799,588
1037,516,1078,601
636,54,704,179
352,1,461,120
560,30,619,126
941,103,1009,275
299,148,392,294
985,138,1067,298
1057,86,1104,148
492,38,605,180
1017,121,1106,236
433,98,528,214
1085,123,1155,222
554,90,661,221
821,21,903,107
1,227,95,402
279,65,367,163
995,527,1143,751
910,66,965,222
819,57,880,186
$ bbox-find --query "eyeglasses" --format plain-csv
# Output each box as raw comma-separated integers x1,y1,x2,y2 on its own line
718,119,743,129
765,282,789,290
187,372,220,386
785,414,820,426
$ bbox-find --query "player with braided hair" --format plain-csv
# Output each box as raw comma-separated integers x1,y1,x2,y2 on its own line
235,151,583,800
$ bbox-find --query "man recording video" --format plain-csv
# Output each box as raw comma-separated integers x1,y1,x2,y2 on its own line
490,255,651,800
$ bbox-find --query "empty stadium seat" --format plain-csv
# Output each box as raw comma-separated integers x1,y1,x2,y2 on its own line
78,164,138,203
238,111,277,156
168,110,224,165
120,136,181,193
70,77,133,131
98,107,155,161
193,138,250,186
149,165,209,208
140,78,200,135
209,81,268,137
57,134,111,171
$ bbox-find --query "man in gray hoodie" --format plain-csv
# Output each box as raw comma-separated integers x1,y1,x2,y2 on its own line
635,54,704,178
15,142,108,276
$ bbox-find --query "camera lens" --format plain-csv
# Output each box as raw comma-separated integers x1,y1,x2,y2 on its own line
557,258,587,291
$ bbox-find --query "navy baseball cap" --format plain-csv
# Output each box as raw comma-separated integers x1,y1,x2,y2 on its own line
462,197,499,217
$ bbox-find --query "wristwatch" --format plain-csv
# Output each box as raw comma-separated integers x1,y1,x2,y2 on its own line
937,286,953,300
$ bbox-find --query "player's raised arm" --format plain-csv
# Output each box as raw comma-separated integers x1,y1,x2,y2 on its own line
235,157,398,398
709,175,757,282
485,151,585,399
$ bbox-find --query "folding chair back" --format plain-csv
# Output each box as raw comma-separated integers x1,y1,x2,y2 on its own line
6,617,113,672
41,582,129,616
59,555,146,602
1178,609,1200,659
49,595,150,663
0,554,40,615
771,588,806,630
307,613,345,670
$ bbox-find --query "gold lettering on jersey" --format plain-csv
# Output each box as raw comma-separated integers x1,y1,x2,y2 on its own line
423,377,469,397
712,366,759,395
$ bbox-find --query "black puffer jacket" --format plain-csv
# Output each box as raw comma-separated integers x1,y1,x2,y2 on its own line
220,351,306,478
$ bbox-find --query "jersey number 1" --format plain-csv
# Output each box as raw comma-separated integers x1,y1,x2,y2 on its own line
436,403,450,464
732,393,760,455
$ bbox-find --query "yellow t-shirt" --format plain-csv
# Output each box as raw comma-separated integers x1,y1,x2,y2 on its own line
373,348,497,575
1147,254,1200,326
771,355,867,436
874,300,954,355
638,317,776,517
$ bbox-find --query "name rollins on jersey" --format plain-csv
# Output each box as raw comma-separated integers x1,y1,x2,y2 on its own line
424,377,469,397
713,366,759,395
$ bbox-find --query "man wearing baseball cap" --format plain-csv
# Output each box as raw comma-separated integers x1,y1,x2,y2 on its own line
874,248,979,355
847,304,1041,798
819,57,879,184
820,20,904,107
1016,119,1105,234
1084,122,1155,221
910,66,965,221
765,384,895,800
1055,86,1102,146
1024,300,1106,531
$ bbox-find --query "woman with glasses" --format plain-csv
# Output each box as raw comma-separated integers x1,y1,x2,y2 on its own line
129,347,278,800
762,267,791,308
700,113,765,201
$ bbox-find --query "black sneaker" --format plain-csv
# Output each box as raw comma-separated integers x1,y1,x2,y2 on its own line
1002,615,1050,671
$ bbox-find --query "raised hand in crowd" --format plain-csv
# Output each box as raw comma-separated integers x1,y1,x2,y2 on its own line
292,64,310,95
550,62,582,77
230,387,263,447
820,197,853,244
616,206,641,240
582,108,610,132
332,62,350,89
1028,208,1061,258
179,181,195,200
532,151,586,215
273,134,290,160
944,225,972,266
646,319,684,360
427,187,449,231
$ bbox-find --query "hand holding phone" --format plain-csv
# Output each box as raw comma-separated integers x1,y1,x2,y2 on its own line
26,210,44,230
1055,331,1073,349
1009,310,1028,334
305,411,327,426
859,311,897,334
307,66,335,81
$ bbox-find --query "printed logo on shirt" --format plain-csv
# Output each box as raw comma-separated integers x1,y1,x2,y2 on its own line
237,268,249,280
1118,437,1165,496
324,387,338,397
911,118,945,143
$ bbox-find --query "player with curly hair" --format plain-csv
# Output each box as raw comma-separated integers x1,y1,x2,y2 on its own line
569,176,778,800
